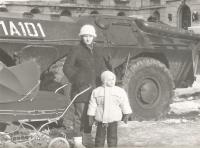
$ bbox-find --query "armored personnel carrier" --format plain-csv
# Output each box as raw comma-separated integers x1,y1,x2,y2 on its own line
0,12,199,122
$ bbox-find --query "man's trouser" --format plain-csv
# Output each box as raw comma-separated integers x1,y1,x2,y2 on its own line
95,122,118,147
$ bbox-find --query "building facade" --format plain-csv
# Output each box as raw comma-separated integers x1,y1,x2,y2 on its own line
0,0,200,30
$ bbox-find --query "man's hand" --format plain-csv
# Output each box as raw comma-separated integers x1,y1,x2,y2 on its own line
88,116,95,126
123,114,130,124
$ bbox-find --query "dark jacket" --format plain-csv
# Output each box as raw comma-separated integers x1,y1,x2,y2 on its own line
63,41,107,103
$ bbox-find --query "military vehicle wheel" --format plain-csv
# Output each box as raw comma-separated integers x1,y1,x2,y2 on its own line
122,57,174,121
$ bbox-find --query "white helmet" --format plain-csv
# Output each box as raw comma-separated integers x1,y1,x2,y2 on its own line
79,24,97,38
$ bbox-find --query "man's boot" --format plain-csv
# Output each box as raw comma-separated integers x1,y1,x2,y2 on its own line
73,137,86,148
82,133,94,148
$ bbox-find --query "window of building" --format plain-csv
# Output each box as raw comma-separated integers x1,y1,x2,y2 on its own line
61,10,71,17
150,0,160,6
117,11,126,16
141,0,150,7
181,5,191,30
88,0,102,5
90,11,99,14
0,8,8,12
115,0,130,2
30,8,40,14
153,11,160,21
60,0,74,4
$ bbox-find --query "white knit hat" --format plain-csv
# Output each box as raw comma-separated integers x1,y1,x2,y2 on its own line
101,71,116,85
79,24,97,37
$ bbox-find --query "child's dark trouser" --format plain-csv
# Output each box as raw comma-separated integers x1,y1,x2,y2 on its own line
95,121,118,147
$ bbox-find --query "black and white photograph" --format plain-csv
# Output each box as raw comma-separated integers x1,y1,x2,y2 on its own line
0,0,200,147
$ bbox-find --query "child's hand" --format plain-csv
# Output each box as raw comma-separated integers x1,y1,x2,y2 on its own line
88,116,95,126
123,114,130,124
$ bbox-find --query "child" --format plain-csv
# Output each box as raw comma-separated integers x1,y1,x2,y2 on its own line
87,70,132,147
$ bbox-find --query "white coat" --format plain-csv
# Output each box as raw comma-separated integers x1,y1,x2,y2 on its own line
87,86,132,123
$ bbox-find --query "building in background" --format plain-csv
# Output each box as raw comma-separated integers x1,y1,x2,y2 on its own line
0,0,200,30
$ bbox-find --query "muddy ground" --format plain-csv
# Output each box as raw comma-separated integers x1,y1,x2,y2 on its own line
1,75,200,148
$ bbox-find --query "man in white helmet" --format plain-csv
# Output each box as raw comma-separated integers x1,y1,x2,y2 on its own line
63,24,107,148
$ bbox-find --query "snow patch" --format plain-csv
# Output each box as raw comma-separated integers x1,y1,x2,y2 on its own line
170,101,200,115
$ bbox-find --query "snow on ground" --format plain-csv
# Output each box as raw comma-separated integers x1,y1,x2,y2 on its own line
170,101,200,115
116,120,200,147
170,75,200,115
175,75,200,96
